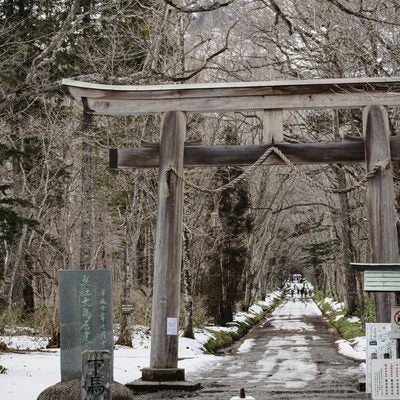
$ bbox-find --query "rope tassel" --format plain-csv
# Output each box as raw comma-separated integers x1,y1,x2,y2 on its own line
161,166,172,197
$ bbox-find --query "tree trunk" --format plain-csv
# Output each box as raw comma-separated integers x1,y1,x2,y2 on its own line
332,111,357,314
333,165,357,313
244,269,253,309
182,222,194,339
116,244,132,347
22,271,34,317
8,225,28,310
79,112,93,270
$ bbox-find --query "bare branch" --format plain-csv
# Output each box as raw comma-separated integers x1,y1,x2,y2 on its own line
326,0,400,26
268,0,294,35
163,0,234,13
0,74,104,114
161,19,237,81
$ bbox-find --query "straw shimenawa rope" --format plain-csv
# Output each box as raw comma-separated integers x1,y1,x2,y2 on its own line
163,146,386,195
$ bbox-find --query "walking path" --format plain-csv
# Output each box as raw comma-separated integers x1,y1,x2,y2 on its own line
135,296,370,399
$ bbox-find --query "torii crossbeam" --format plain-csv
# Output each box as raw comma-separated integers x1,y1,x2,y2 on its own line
63,77,400,386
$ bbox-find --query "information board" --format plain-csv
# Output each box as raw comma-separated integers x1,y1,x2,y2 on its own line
372,359,400,399
366,323,397,393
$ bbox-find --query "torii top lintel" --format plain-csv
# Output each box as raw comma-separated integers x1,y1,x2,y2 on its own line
62,77,400,115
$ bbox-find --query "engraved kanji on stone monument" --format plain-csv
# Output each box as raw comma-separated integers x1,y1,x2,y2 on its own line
59,270,113,381
82,350,111,400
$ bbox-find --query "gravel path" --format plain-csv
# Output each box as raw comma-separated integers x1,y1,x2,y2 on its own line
132,297,370,399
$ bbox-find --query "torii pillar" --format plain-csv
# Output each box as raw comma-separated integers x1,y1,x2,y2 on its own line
141,111,187,382
364,105,400,322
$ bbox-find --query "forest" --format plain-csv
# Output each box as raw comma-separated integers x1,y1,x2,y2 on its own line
1,0,400,343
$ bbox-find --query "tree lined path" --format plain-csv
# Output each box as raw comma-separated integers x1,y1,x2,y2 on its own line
135,296,370,399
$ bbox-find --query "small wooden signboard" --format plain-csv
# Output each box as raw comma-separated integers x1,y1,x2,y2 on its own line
351,263,400,292
121,304,134,315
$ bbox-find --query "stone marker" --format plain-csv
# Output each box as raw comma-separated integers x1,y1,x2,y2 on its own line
82,350,111,400
59,270,113,381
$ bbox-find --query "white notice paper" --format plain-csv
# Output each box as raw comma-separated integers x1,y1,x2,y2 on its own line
167,317,178,335
372,359,400,399
366,323,397,393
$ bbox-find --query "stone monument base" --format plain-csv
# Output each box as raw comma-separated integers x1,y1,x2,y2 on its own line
126,379,202,393
141,367,185,381
37,379,135,400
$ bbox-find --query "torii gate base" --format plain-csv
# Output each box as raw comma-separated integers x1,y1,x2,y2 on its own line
126,379,201,393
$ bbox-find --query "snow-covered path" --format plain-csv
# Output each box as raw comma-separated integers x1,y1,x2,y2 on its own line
235,299,323,389
136,296,370,400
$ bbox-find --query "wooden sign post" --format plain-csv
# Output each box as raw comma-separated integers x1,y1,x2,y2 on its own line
62,77,400,388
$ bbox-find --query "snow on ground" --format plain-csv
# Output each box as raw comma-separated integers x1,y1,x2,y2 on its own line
233,290,281,324
272,296,322,317
0,291,281,400
324,297,345,312
270,319,314,331
0,333,220,400
0,335,48,351
0,328,220,400
336,338,365,361
317,295,366,363
237,339,255,354
347,316,361,323
245,297,321,388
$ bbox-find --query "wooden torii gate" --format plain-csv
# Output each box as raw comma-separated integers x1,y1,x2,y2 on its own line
63,77,400,384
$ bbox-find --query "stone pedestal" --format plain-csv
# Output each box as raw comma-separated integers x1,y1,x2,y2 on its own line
125,379,201,393
141,367,185,381
125,367,201,393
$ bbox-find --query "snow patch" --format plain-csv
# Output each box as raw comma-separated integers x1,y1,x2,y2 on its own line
324,297,345,311
237,339,255,353
336,338,365,361
0,335,49,351
270,318,314,331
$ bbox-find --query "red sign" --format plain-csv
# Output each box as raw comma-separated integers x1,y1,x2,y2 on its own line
394,311,400,326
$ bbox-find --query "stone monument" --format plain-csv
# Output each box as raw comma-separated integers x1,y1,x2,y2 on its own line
37,269,135,400
59,269,113,381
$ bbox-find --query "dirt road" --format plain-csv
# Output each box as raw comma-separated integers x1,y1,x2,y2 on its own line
133,297,370,399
